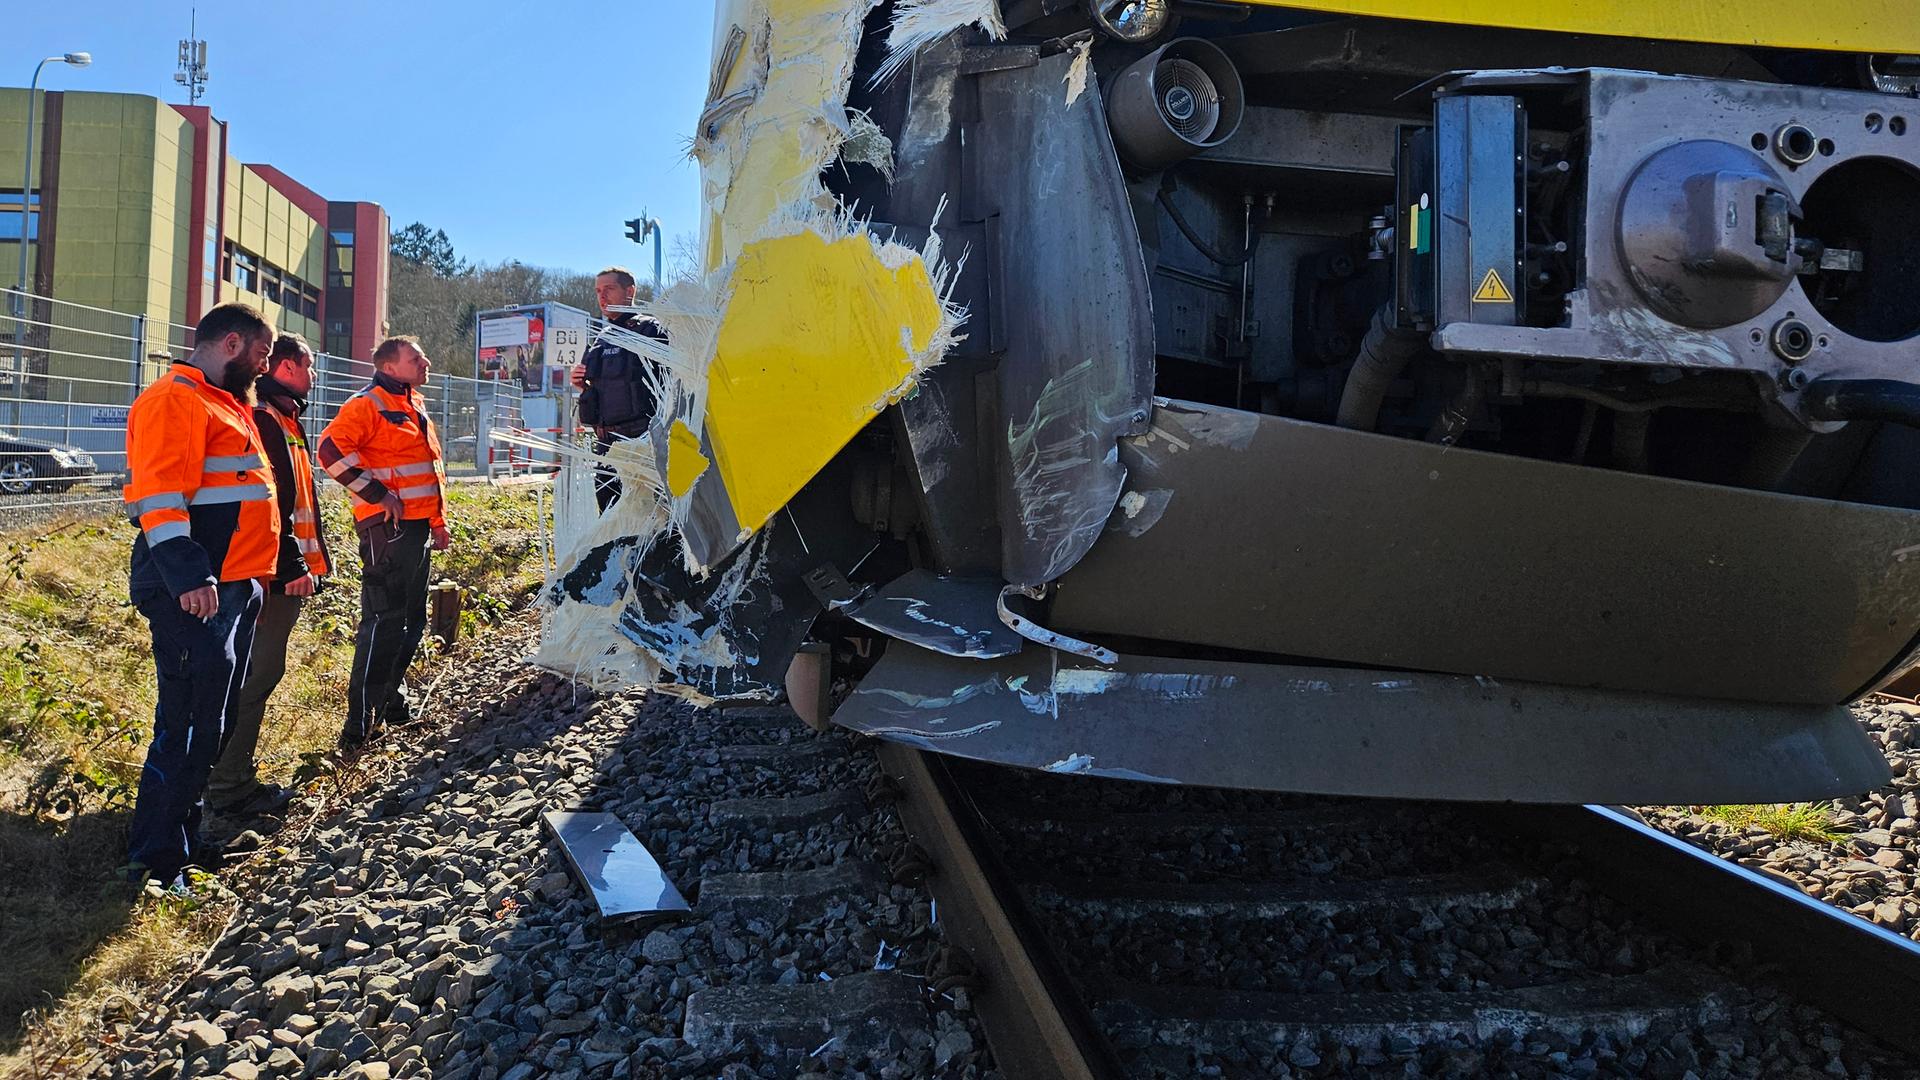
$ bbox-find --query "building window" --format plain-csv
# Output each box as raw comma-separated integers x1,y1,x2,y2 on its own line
302,284,321,320
328,244,354,289
1,191,42,243
221,240,234,284
233,250,257,293
330,230,354,248
262,263,282,305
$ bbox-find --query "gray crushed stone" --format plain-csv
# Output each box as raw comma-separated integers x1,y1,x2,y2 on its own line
1641,702,1920,943
92,628,996,1080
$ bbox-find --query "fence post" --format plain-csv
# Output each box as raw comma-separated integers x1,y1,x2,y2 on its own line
130,312,146,405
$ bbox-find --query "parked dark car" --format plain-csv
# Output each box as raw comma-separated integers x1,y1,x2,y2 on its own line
0,431,98,495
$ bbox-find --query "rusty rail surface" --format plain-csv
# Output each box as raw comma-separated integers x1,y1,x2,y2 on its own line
873,743,1118,1080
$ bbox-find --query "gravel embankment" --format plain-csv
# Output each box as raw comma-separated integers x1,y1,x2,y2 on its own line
1641,701,1920,943
95,624,994,1080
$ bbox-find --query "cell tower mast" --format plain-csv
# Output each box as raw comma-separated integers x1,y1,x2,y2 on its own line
175,9,208,105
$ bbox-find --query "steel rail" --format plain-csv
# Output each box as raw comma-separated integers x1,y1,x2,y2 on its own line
873,743,1117,1080
879,750,1920,1071
1505,804,1920,1056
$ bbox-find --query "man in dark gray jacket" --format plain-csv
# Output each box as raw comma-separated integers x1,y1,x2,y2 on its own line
208,333,330,819
569,266,665,511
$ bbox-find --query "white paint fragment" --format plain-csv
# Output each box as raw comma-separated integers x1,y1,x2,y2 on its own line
1372,679,1420,693
876,0,1007,85
1143,422,1192,452
858,720,1003,741
1045,753,1096,774
1129,672,1237,700
1285,678,1334,693
1048,669,1236,700
864,681,994,709
1063,37,1092,106
1052,668,1126,695
1005,358,1132,582
1593,303,1742,368
1181,408,1260,450
1014,689,1055,715
1111,487,1172,538
1095,767,1180,784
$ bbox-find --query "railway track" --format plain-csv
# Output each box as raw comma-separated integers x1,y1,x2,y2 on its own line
873,744,1920,1079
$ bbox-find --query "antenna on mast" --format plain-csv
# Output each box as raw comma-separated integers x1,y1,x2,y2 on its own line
174,8,209,105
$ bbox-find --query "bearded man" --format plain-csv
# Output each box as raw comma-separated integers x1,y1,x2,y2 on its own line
119,302,279,889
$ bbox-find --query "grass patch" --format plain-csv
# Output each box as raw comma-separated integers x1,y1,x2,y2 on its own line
1695,802,1847,845
0,480,549,1059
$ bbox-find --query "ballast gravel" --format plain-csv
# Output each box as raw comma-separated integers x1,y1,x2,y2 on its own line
1641,701,1920,943
94,623,996,1080
971,764,1917,1079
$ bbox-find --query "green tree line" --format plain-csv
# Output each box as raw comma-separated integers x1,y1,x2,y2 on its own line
385,222,654,378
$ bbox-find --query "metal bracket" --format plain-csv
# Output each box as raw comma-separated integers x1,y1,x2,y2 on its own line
802,563,866,611
997,584,1118,665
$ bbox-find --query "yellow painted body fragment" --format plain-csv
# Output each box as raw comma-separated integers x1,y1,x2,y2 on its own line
704,229,943,535
1244,0,1918,54
666,419,710,497
703,0,871,272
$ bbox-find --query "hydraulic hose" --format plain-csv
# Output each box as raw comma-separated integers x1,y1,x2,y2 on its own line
1156,174,1260,268
1802,379,1920,429
1335,305,1426,431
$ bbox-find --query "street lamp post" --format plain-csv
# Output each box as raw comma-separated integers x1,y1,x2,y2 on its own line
12,51,90,415
15,53,90,309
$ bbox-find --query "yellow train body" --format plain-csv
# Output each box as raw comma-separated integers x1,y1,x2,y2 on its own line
1244,0,1920,53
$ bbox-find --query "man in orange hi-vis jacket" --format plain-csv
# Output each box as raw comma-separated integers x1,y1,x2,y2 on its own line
121,302,278,889
317,335,451,751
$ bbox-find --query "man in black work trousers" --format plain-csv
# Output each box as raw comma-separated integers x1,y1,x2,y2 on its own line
570,266,666,511
207,333,331,821
317,337,452,750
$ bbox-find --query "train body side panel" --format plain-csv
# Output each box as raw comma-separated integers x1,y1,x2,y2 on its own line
1243,0,1920,54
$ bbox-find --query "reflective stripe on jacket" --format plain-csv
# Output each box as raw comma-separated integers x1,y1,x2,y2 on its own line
259,396,330,579
123,363,281,597
316,374,446,527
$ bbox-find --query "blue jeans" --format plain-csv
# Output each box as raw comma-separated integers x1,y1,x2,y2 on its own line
127,578,262,881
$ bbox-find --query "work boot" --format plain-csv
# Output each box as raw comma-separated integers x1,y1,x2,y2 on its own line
111,861,155,899
211,782,297,820
381,688,419,728
336,722,372,754
114,861,191,901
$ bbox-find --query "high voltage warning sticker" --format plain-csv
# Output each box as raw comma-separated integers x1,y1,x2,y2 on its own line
1473,267,1514,304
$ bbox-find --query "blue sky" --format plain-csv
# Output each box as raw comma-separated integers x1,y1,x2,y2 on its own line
7,1,715,274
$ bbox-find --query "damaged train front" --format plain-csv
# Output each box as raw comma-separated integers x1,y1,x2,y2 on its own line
544,0,1920,806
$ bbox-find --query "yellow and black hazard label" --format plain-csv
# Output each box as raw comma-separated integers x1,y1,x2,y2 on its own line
1472,267,1514,304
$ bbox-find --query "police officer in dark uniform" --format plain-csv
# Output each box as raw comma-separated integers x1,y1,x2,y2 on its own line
571,266,666,511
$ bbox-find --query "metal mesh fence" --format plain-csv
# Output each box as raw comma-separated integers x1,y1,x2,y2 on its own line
0,286,536,525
